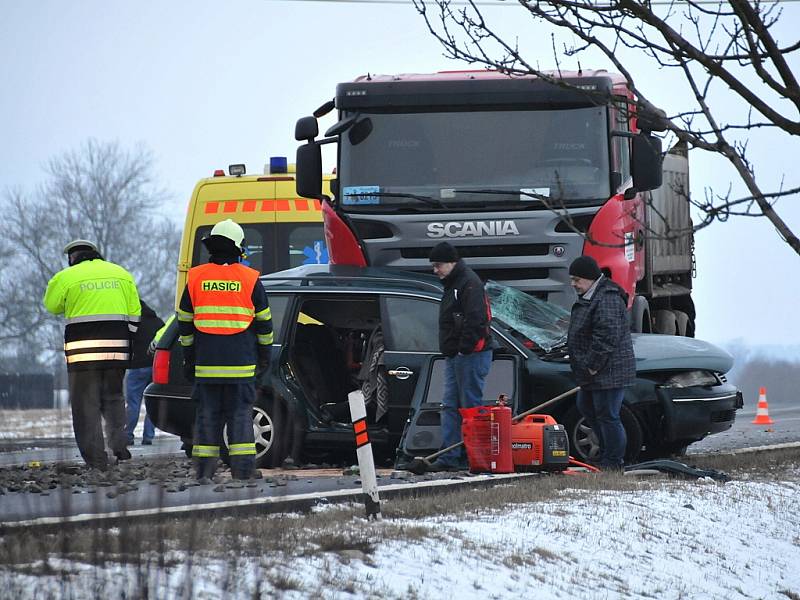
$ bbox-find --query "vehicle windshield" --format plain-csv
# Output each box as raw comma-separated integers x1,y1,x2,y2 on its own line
487,281,570,352
339,106,610,211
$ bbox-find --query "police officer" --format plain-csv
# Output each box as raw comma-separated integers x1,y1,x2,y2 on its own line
177,219,273,481
43,240,141,471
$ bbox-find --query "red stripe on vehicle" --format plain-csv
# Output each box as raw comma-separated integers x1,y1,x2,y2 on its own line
205,202,220,214
242,200,257,212
223,201,238,213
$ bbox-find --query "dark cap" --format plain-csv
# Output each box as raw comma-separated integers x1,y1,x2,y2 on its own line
569,255,602,280
428,242,459,263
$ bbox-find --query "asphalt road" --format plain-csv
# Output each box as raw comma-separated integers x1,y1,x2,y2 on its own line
1,396,796,526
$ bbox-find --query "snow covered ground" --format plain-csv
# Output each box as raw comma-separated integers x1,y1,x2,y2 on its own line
3,473,799,599
0,408,164,440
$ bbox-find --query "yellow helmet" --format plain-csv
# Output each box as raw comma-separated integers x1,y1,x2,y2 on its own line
208,219,245,250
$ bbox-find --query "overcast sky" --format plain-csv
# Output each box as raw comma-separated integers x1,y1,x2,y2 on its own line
2,1,799,349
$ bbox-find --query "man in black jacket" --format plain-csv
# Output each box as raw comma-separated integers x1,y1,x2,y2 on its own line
125,300,164,445
428,242,493,472
566,256,635,469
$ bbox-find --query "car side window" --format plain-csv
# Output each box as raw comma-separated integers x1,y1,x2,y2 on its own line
383,297,439,352
264,293,291,344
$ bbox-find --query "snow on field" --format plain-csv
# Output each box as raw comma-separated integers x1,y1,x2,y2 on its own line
3,476,799,599
0,408,163,440
0,409,73,439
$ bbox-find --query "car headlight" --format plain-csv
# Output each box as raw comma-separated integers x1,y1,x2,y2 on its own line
662,371,719,388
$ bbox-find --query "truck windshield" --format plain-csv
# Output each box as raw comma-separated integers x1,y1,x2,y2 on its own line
339,106,610,211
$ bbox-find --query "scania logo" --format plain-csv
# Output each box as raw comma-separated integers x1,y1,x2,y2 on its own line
427,221,520,238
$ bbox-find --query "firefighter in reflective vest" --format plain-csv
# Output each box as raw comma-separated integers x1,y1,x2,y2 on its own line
178,219,273,481
43,240,141,471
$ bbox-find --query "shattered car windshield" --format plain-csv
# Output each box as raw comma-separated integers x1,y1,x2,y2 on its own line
487,281,570,352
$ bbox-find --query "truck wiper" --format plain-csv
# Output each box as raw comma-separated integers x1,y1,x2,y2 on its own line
452,189,551,203
343,191,445,208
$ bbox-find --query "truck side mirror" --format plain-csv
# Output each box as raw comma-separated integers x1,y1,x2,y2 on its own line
632,134,663,192
296,143,323,199
295,116,319,142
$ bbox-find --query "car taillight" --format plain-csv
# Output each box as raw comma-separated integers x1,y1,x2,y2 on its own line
153,349,171,384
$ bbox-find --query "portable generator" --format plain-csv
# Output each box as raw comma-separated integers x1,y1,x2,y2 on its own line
511,414,570,472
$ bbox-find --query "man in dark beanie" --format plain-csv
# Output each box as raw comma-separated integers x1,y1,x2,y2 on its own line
427,242,493,471
566,255,635,470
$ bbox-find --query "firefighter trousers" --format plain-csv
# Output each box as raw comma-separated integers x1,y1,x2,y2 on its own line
68,368,129,469
192,382,257,479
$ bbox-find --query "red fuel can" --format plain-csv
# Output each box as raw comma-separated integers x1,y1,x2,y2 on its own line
511,414,570,472
460,405,513,474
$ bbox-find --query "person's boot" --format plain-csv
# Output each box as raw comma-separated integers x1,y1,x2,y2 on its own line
115,448,132,464
195,457,218,482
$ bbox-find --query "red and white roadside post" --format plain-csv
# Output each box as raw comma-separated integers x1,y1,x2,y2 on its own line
348,390,382,520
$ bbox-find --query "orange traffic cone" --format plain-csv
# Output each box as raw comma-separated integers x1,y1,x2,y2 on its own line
751,387,774,426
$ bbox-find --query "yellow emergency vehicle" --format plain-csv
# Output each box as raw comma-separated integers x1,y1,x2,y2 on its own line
175,157,332,307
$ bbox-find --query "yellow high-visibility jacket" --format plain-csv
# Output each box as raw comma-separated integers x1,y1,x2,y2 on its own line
43,258,141,371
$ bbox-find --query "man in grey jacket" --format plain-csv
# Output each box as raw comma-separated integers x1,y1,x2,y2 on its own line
566,256,635,469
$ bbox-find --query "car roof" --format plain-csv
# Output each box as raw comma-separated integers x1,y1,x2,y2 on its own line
260,264,444,296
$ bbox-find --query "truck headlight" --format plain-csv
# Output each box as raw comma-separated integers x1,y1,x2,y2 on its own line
662,371,719,388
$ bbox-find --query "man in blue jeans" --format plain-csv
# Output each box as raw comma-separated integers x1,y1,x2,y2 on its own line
566,256,635,470
126,300,164,445
427,242,493,472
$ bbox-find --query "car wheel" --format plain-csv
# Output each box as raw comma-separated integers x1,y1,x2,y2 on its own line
222,396,292,468
562,404,643,464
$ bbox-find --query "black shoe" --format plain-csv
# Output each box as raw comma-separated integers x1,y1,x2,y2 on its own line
115,448,132,464
232,469,263,480
141,439,153,446
427,459,462,473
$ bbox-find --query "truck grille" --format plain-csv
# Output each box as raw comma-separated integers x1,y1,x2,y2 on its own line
400,243,550,259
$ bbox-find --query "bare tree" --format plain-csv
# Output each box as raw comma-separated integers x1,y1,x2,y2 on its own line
0,139,181,367
414,0,800,255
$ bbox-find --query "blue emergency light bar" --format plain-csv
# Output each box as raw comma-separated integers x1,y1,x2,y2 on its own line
270,156,288,174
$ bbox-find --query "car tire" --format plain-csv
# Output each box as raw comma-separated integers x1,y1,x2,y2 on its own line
561,404,643,464
222,395,293,469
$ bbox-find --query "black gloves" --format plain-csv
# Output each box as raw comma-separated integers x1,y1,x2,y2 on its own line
182,347,195,383
256,346,272,385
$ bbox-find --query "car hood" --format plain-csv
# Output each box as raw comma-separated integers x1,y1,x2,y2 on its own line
632,334,734,373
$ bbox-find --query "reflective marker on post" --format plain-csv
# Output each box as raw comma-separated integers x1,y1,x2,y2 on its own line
348,390,381,520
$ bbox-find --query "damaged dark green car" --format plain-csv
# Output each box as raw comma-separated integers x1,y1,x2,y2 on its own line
145,265,743,467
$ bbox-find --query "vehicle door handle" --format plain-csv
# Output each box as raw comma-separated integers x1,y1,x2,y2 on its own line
388,367,414,380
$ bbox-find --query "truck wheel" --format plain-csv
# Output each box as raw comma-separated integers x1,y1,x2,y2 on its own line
631,296,651,333
670,295,696,337
562,404,643,464
673,310,690,337
653,309,677,335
